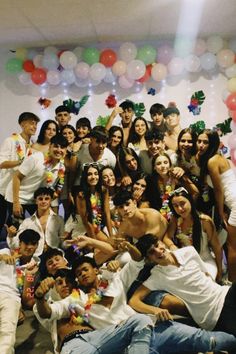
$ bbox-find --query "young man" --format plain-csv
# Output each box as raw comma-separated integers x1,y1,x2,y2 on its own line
0,229,40,353
0,112,40,233
34,258,153,354
106,101,135,146
7,187,64,256
5,134,68,220
70,126,116,192
55,105,71,131
139,130,177,175
149,103,166,133
131,235,236,336
163,105,182,151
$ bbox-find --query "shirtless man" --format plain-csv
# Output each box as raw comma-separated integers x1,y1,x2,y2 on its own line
163,105,182,151
113,190,168,245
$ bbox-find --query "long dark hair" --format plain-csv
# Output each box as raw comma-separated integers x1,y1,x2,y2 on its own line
118,147,142,181
37,120,59,143
128,117,149,145
80,164,105,224
169,188,201,253
176,127,197,161
198,129,220,181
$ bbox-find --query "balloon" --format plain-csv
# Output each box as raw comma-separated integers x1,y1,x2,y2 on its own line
112,60,127,76
118,75,134,89
151,63,167,81
137,64,152,83
31,68,47,85
227,78,236,93
103,68,117,83
75,77,89,88
119,42,137,63
18,72,32,85
193,38,207,56
60,70,75,85
23,60,35,73
5,58,23,73
82,48,100,65
157,44,174,65
100,49,117,67
15,48,27,60
225,64,236,78
226,93,236,110
73,46,84,61
200,52,217,71
47,70,61,85
229,39,236,53
206,35,224,54
33,54,43,68
222,88,230,102
60,51,77,69
44,46,58,55
230,148,236,166
217,49,235,68
42,53,59,70
230,111,236,123
174,38,192,57
228,134,236,149
136,45,157,65
89,63,106,81
168,57,184,75
74,62,90,79
27,49,38,60
126,60,146,80
184,55,200,72
230,120,236,133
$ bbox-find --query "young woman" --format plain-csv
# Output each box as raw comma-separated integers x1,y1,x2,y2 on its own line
107,126,124,156
128,117,149,154
164,187,222,282
32,120,58,154
197,128,236,281
132,174,150,209
146,153,199,220
118,147,143,186
176,128,199,177
76,164,113,242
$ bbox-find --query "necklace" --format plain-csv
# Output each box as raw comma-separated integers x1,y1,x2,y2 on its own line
158,176,174,220
68,279,109,325
175,217,193,247
90,193,102,233
44,154,65,197
12,133,32,162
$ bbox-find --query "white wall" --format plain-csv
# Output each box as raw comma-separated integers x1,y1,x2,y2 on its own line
0,49,230,145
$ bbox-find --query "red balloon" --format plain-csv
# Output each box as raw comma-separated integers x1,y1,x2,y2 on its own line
100,49,117,67
137,64,152,83
23,60,35,73
230,148,236,165
226,93,236,111
230,110,236,122
31,68,47,85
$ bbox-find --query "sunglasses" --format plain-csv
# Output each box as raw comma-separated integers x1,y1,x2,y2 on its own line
169,187,188,197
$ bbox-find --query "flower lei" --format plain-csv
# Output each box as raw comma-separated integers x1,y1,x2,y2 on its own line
90,193,102,233
175,217,193,247
158,177,173,221
12,133,32,162
44,154,65,196
68,279,109,325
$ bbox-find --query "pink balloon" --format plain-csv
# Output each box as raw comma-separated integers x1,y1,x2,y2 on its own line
118,75,134,89
217,49,235,68
230,110,236,123
230,148,236,166
112,60,126,76
226,93,236,111
74,62,90,79
168,57,184,75
193,38,207,56
228,134,236,149
230,119,236,132
157,44,174,65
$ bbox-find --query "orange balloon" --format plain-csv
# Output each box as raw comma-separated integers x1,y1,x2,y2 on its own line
100,49,117,67
23,60,35,73
31,68,47,85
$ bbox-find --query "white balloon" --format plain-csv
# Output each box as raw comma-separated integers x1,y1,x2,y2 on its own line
103,68,117,83
225,64,236,79
193,38,207,56
60,51,77,69
126,60,146,80
33,54,43,68
42,53,59,70
118,75,134,89
200,52,217,71
222,88,230,102
184,55,201,72
74,62,90,79
168,57,184,75
230,120,236,134
44,46,58,55
60,70,75,85
119,42,137,63
47,70,61,85
229,39,236,53
89,63,106,81
18,72,32,85
206,35,223,54
75,77,89,87
151,63,167,81
73,46,84,61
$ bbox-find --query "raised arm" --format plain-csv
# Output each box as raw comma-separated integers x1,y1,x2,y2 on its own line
34,277,55,318
105,106,123,131
12,170,25,217
163,216,178,250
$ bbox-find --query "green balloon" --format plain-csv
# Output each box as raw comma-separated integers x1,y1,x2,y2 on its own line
82,48,100,65
5,58,23,73
137,45,157,65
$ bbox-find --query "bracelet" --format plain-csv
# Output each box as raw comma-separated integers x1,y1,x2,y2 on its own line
26,274,35,282
34,293,44,300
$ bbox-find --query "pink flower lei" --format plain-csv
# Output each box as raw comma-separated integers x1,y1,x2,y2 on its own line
11,133,32,162
44,154,65,196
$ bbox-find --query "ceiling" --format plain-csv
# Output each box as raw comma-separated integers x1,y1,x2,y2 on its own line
1,0,236,50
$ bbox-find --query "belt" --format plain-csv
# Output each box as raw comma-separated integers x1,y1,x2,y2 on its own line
61,329,93,349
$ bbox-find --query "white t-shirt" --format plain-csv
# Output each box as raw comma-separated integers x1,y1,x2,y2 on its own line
143,246,229,330
0,249,20,301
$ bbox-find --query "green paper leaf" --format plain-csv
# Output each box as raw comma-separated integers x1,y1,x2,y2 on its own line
79,95,89,108
96,115,110,127
134,102,146,117
189,120,206,134
191,90,206,105
215,117,232,136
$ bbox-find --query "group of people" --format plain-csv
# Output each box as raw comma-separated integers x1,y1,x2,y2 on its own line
1,99,236,354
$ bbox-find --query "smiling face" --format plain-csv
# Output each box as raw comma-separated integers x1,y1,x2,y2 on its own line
152,112,164,128
178,132,193,156
125,154,138,171
46,255,68,275
77,125,90,139
54,276,73,299
35,194,52,211
133,178,147,192
55,111,71,128
154,155,171,176
147,139,165,157
197,133,209,156
21,119,38,137
19,241,38,258
165,113,180,130
44,123,57,141
90,137,107,156
49,143,67,161
62,127,76,144
120,108,134,126
146,240,168,265
87,166,99,187
171,195,191,218
110,130,123,148
75,262,98,288
102,167,116,187
134,119,147,137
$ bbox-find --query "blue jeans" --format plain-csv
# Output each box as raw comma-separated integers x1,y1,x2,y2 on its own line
150,321,236,354
60,313,153,354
